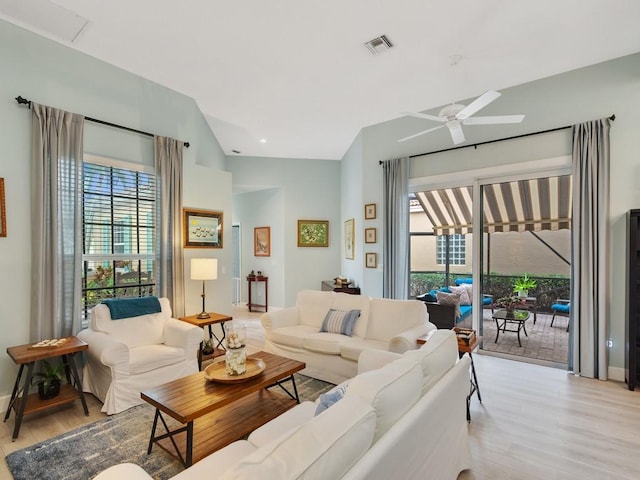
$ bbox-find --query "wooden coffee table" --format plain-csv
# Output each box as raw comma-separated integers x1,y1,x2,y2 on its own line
141,351,305,467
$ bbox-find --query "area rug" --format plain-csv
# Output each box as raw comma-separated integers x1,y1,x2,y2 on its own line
6,374,334,480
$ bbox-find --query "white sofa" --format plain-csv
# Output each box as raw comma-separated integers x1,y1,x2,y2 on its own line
261,289,436,384
77,297,202,414
94,329,472,480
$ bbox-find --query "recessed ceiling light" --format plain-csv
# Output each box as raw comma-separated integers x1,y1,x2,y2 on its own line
259,139,267,143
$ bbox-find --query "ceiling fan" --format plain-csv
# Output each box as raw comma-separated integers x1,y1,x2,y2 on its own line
398,90,525,145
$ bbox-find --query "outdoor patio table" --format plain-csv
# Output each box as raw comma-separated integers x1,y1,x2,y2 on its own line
492,309,530,347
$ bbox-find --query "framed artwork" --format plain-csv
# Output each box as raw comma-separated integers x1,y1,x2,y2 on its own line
297,220,329,247
0,178,5,237
254,226,271,256
344,218,355,260
365,203,377,220
365,252,377,268
365,227,376,244
183,208,223,248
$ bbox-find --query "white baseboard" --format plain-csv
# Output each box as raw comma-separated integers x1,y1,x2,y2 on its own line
0,393,10,416
608,366,625,382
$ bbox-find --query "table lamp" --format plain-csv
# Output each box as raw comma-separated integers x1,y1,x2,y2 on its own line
191,258,218,319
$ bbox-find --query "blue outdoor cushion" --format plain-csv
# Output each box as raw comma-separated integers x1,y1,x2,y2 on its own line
483,296,493,306
455,277,473,285
458,305,473,321
102,296,162,320
552,303,571,313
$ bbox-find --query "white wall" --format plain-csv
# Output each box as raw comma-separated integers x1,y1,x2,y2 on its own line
227,156,341,306
0,20,230,403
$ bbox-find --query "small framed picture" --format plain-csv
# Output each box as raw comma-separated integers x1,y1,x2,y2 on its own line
344,218,355,260
365,203,377,220
254,226,270,256
365,227,376,244
298,220,329,247
365,252,377,268
183,208,223,248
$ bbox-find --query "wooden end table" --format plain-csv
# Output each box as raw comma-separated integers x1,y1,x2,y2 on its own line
178,312,232,370
4,336,89,440
141,351,305,467
417,333,482,422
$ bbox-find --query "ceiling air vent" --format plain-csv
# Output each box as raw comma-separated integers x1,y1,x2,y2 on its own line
364,35,393,55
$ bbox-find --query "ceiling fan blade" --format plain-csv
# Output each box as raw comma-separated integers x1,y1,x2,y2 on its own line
397,125,446,143
463,114,525,125
456,90,501,120
449,123,465,145
402,111,446,123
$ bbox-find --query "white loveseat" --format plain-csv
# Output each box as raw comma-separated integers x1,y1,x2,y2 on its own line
77,297,202,414
261,289,436,384
94,329,472,480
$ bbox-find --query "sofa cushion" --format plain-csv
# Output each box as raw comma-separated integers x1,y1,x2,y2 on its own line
345,358,422,442
314,383,349,415
171,441,258,480
320,309,360,336
365,298,427,342
303,332,349,355
248,401,317,448
340,338,388,362
127,345,185,375
448,285,471,305
332,293,371,338
270,325,318,349
436,291,462,319
220,396,376,480
403,329,458,393
296,290,335,328
90,298,171,348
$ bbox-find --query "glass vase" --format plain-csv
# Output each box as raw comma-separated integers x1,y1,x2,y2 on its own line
225,346,246,375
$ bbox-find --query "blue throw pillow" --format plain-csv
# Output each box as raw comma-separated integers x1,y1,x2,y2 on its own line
314,384,348,416
102,296,162,320
320,309,360,336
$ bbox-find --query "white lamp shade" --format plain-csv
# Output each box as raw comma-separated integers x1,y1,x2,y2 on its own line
191,258,218,280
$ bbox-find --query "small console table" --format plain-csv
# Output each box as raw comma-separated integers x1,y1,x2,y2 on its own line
247,275,268,312
320,280,361,295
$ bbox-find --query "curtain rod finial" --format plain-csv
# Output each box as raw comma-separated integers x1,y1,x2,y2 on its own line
609,114,616,121
184,142,190,148
15,95,31,107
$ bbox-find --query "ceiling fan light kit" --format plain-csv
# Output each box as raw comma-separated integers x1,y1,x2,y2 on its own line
399,90,525,145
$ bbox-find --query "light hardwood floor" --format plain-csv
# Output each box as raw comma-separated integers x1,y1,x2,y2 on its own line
2,306,639,479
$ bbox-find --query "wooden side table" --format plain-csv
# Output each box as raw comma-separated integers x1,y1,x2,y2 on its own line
417,334,482,423
4,336,89,440
247,275,268,312
178,312,232,370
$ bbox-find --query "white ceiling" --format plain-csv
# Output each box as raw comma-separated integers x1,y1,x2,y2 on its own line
2,0,640,160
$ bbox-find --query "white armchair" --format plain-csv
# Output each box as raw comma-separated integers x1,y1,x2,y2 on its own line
77,297,202,414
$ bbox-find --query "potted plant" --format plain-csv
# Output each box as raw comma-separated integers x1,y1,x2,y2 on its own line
495,295,525,315
513,273,537,297
202,339,214,356
31,360,63,400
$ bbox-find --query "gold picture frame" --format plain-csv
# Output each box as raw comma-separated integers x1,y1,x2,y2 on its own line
365,203,377,220
297,220,329,247
254,226,271,256
183,208,223,248
0,178,6,237
344,218,355,260
365,227,376,244
365,252,377,268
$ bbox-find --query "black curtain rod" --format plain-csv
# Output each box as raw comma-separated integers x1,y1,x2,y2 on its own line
15,95,190,148
379,114,616,164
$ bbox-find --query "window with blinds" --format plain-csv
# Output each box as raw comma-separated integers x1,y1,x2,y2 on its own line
81,161,157,319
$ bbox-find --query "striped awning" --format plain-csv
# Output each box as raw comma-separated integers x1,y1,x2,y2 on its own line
415,175,572,235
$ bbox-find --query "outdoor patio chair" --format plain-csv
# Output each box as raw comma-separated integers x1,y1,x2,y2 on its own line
550,299,570,332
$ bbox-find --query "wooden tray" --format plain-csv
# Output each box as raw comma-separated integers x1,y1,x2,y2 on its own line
204,358,266,384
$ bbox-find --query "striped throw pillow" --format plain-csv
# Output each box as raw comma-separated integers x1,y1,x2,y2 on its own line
320,309,361,336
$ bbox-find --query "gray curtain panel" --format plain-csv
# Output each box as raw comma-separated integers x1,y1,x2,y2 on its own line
382,157,409,299
571,118,610,379
30,103,84,340
154,136,185,316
